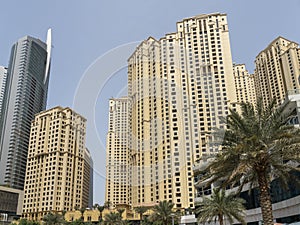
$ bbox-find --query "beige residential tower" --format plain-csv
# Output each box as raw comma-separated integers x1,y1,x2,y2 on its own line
105,97,130,207
233,63,257,106
254,36,300,107
22,106,93,221
127,12,237,209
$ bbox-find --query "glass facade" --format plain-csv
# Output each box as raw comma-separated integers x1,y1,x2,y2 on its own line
195,170,300,223
0,34,51,190
0,190,18,213
239,170,300,210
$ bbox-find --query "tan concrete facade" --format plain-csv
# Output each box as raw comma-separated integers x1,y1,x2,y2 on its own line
105,97,130,207
233,64,257,106
254,36,300,107
22,106,92,221
127,13,237,209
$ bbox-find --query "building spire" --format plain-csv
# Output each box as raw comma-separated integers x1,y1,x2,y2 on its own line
44,28,52,83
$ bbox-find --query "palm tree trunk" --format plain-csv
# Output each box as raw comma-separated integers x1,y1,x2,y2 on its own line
140,214,143,225
257,171,273,225
218,214,224,225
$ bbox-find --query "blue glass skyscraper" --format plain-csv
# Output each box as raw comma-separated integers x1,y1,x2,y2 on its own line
0,29,52,189
0,66,8,117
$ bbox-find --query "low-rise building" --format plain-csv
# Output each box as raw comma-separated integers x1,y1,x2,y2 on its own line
0,186,24,224
64,205,140,223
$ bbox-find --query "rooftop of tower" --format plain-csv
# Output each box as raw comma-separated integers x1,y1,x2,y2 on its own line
180,12,226,21
17,35,47,49
128,12,228,61
255,36,299,59
33,105,87,121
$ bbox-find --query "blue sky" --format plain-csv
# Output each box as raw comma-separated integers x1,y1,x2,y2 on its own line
1,0,300,205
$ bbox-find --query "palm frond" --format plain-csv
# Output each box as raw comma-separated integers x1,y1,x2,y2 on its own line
197,98,300,225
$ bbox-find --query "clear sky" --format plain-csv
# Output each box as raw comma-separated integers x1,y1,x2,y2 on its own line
1,0,300,205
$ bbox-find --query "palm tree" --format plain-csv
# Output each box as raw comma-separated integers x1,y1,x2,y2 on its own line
61,210,67,222
104,201,112,209
79,207,86,221
61,210,67,217
134,206,149,225
202,99,300,225
196,188,246,225
93,203,99,210
150,200,176,225
68,219,84,225
17,219,40,225
93,203,105,222
103,212,125,225
43,212,64,225
117,208,125,217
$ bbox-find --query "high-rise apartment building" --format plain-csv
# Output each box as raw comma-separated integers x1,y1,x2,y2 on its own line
0,30,52,189
0,66,7,116
127,13,236,209
233,64,257,105
22,106,93,221
105,97,130,207
254,36,300,107
83,147,93,209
